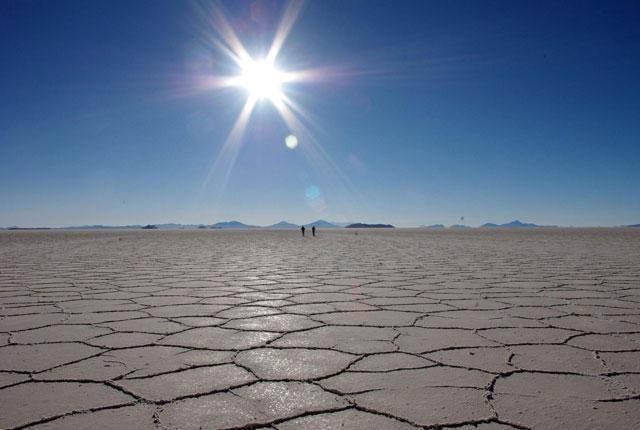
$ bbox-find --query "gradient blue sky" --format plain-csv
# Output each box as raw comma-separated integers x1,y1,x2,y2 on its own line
2,0,639,227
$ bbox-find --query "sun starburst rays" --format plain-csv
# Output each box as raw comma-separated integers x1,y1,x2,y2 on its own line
203,95,256,196
198,1,359,217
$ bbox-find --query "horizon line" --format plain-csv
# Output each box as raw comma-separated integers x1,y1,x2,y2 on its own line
2,219,639,230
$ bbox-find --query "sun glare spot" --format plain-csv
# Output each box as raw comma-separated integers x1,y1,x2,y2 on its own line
305,185,321,200
285,134,298,149
236,59,284,101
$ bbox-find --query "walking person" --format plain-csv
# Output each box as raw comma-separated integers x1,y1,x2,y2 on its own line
312,226,316,237
301,225,306,237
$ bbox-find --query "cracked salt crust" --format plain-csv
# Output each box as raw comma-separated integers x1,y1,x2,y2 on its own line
0,228,639,429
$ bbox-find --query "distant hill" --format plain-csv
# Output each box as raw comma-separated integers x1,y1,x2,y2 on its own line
449,224,471,229
64,223,206,230
480,220,556,228
155,223,199,230
268,221,299,229
304,220,340,228
64,225,141,230
420,224,445,229
628,224,640,228
211,221,259,229
502,220,539,228
328,221,352,227
6,226,52,230
346,223,394,228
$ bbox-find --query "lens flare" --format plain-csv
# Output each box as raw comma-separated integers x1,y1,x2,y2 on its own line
305,185,321,200
285,134,298,149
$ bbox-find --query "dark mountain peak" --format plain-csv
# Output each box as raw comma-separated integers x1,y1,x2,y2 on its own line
480,220,541,228
268,221,299,229
502,220,538,228
345,223,394,228
304,220,339,228
211,221,258,229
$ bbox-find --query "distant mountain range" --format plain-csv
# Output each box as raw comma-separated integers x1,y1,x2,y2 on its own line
57,223,211,230
4,226,53,230
2,219,636,230
213,219,347,229
211,221,260,229
416,220,557,229
345,223,395,228
304,220,342,228
268,221,299,229
480,220,557,228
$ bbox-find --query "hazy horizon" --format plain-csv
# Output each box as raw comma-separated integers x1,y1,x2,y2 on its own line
2,218,638,230
2,1,639,228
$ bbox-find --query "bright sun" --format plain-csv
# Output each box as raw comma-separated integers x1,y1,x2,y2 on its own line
236,59,285,101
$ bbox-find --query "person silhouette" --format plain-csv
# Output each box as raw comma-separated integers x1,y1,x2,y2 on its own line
301,226,306,236
312,226,316,237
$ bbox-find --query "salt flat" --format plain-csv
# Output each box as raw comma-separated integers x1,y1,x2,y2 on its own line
1,228,639,429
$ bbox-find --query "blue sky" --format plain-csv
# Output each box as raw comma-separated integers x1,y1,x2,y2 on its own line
1,0,639,227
